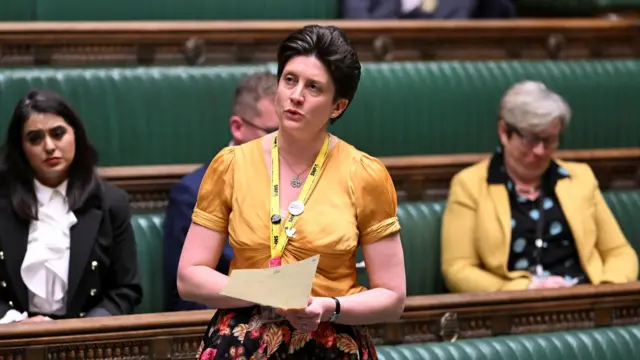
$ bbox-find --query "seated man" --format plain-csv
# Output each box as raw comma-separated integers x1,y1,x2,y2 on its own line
341,0,515,19
163,72,279,311
441,80,638,293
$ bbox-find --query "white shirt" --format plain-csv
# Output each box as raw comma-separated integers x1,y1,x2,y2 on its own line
402,0,423,13
0,180,77,324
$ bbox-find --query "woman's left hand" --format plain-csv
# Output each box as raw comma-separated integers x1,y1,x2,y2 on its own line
276,297,331,332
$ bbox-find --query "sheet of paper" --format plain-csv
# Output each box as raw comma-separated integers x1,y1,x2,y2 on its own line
219,254,319,309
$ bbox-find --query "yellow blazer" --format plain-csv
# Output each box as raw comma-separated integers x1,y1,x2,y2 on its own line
441,159,638,292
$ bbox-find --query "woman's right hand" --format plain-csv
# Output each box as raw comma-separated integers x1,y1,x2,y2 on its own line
528,275,573,289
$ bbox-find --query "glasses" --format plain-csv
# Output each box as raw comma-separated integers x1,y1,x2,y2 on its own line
506,123,560,149
239,116,278,134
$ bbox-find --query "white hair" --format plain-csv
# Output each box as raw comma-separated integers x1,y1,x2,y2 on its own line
499,80,571,132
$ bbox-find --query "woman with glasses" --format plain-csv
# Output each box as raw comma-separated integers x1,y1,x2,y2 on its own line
441,80,637,292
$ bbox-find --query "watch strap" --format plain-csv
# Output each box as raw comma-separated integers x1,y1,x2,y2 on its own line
329,297,341,323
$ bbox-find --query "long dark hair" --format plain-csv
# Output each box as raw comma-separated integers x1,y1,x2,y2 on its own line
0,89,100,220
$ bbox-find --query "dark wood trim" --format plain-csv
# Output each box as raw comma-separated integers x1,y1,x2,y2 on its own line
1,19,639,66
96,147,640,209
0,282,639,358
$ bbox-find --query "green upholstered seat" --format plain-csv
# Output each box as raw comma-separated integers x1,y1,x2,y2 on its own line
358,189,640,296
376,324,640,359
1,0,337,21
1,60,640,166
0,0,33,20
603,190,640,258
4,0,639,20
357,201,447,296
0,65,271,166
130,212,166,314
130,189,640,312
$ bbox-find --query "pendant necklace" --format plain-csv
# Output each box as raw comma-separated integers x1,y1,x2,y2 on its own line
280,156,311,188
289,167,310,188
290,175,303,188
278,134,330,188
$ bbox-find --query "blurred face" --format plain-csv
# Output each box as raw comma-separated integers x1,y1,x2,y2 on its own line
230,97,279,145
22,112,76,187
499,118,562,182
275,55,347,135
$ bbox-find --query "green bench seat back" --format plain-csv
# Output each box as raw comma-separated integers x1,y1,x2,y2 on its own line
130,190,640,313
0,0,33,20
356,189,640,297
2,0,337,21
376,324,640,359
131,212,166,314
603,190,640,259
130,189,640,313
356,201,447,296
2,60,640,166
0,65,271,166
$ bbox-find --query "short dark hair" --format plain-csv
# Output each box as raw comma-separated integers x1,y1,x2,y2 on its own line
277,24,362,123
233,71,277,121
0,89,100,220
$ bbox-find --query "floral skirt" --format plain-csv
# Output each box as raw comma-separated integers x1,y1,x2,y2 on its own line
196,306,378,359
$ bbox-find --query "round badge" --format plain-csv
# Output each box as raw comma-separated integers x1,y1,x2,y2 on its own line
270,214,282,225
285,227,297,238
288,200,305,216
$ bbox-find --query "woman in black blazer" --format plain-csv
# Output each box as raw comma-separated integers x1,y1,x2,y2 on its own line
0,89,142,323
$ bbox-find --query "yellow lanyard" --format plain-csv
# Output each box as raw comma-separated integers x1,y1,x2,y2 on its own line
269,133,330,266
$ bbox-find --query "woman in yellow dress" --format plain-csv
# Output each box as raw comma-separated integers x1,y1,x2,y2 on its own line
177,24,406,359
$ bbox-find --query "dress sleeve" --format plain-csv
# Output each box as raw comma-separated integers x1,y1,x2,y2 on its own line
351,153,401,245
192,147,236,233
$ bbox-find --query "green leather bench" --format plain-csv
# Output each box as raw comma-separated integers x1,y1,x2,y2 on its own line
0,0,32,20
0,0,337,21
376,324,640,359
356,188,640,295
131,212,166,315
130,189,640,314
1,60,640,166
4,0,639,20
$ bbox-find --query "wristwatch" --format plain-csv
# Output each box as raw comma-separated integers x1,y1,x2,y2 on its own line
328,297,341,323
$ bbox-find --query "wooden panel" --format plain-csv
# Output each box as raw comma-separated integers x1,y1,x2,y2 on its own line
0,282,639,358
0,19,639,66
96,147,640,210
